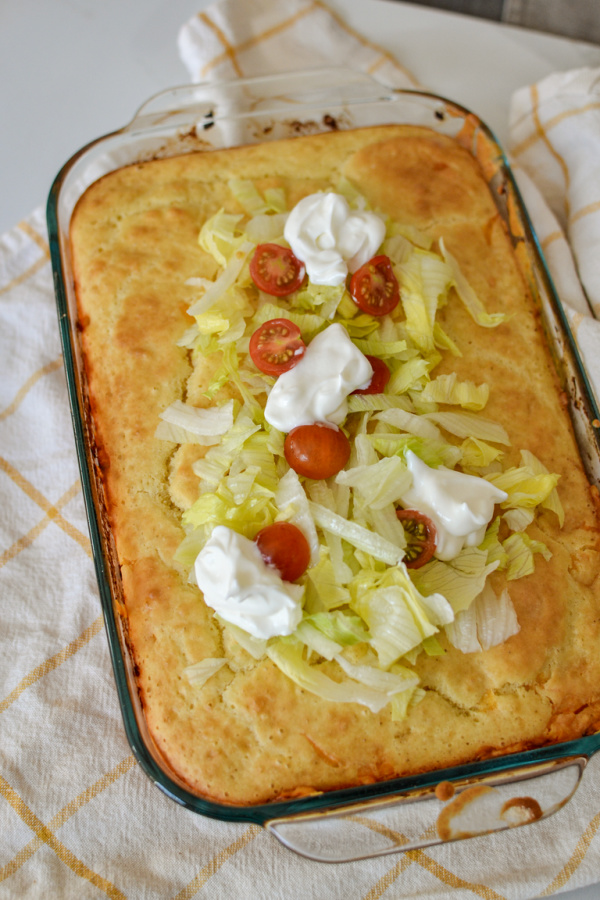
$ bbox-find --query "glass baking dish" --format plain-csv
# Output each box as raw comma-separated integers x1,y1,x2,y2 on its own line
47,67,600,862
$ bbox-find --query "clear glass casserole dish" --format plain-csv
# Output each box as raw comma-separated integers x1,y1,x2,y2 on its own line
47,67,600,862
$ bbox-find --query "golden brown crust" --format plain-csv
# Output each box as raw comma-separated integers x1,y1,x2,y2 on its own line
70,125,600,807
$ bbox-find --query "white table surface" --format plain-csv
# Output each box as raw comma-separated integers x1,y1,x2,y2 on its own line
1,1,600,896
2,0,600,237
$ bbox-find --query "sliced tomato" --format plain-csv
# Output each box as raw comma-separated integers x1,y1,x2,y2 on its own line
249,318,306,376
351,355,391,395
284,423,350,480
349,254,400,317
255,522,311,582
249,243,305,296
396,509,437,569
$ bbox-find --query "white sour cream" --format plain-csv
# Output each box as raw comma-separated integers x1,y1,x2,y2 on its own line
194,526,303,639
283,192,386,287
399,451,508,561
264,323,373,433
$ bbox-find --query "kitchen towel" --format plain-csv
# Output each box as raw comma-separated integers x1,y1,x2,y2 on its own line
2,1,600,898
508,66,600,400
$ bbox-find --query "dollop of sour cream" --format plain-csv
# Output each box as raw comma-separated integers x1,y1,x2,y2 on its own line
264,323,373,433
194,526,303,639
283,192,386,286
399,451,508,561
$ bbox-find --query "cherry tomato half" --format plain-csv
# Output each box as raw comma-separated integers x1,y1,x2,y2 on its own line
351,355,391,395
284,423,351,480
349,255,400,317
396,509,437,569
249,318,306,377
255,522,311,582
249,243,305,296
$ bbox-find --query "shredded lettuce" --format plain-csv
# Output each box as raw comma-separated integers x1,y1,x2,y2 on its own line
363,504,408,550
397,248,451,353
305,556,352,611
191,406,262,490
183,488,276,539
266,641,411,713
155,399,234,446
183,658,227,687
502,532,551,580
198,210,246,267
502,507,535,532
303,611,370,646
353,338,408,359
220,619,268,660
275,468,320,564
188,241,255,316
228,178,280,215
375,407,443,441
335,176,370,210
460,437,504,469
445,582,519,653
485,465,560,510
433,322,462,357
391,686,425,721
410,547,499,613
520,449,565,525
295,282,347,320
245,213,288,244
225,466,261,505
347,393,413,414
334,653,418,694
309,501,404,566
479,518,509,569
387,220,433,251
294,621,343,660
419,373,489,411
351,572,440,667
440,240,506,328
368,433,462,469
387,358,431,394
306,483,354,583
335,456,412,510
424,410,510,445
381,233,414,265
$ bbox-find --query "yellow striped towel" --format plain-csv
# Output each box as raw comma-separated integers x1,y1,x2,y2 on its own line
509,67,600,400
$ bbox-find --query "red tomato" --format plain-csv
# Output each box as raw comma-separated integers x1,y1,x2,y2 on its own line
284,423,351,480
249,243,305,296
249,318,306,376
255,522,311,582
396,509,437,569
349,255,400,317
351,355,391,395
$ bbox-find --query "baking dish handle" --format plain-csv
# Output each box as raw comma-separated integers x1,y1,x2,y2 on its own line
265,755,587,862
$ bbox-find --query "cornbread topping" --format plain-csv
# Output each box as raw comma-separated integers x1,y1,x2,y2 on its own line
69,124,600,807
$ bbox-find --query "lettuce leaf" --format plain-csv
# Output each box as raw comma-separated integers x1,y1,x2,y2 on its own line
308,501,404,566
183,658,227,687
503,532,551,580
266,641,411,713
419,373,489,411
440,240,506,328
410,547,499,613
155,399,234,446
